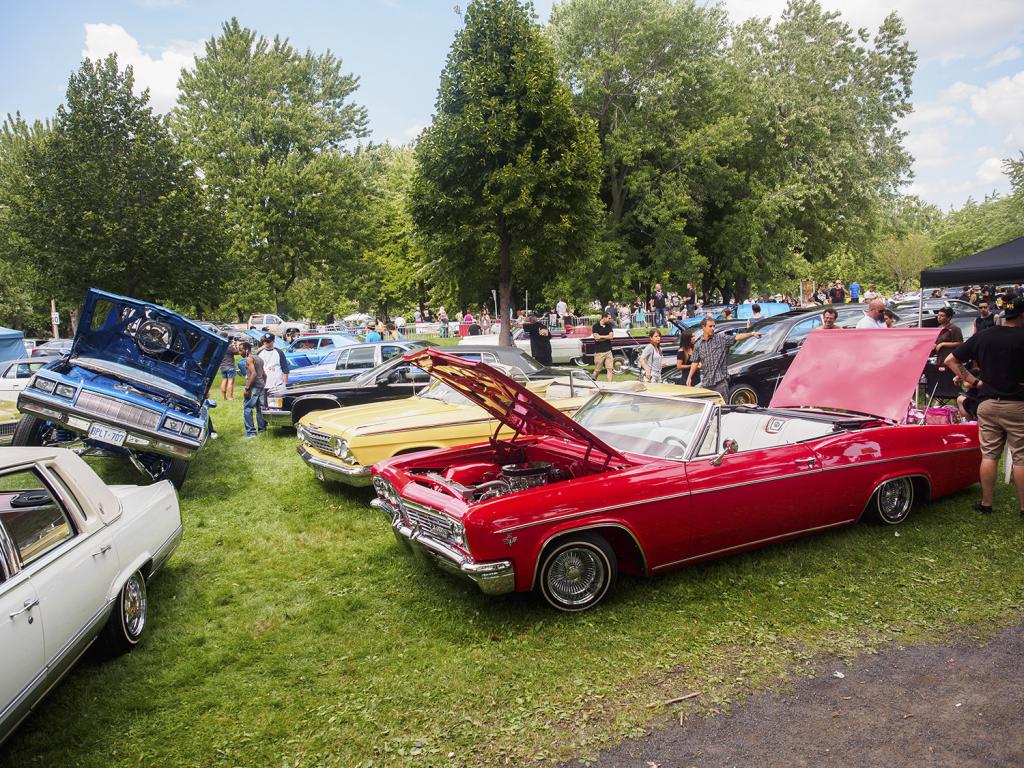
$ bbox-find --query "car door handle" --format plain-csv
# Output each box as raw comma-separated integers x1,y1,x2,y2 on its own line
794,457,817,467
92,544,112,557
9,598,39,619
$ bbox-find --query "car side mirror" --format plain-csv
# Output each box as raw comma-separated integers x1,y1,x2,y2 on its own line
710,438,739,466
782,340,799,352
206,399,217,409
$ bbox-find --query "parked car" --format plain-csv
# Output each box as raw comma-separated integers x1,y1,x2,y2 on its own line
297,368,720,486
890,298,978,319
234,332,359,376
0,359,50,403
457,325,627,365
263,344,567,428
0,447,182,743
700,305,896,405
29,339,72,358
0,402,20,444
247,313,308,335
14,289,227,487
287,340,428,385
371,332,979,612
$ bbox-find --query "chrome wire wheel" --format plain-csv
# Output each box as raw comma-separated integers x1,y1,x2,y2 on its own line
728,386,758,406
875,477,914,525
539,535,616,612
121,571,147,641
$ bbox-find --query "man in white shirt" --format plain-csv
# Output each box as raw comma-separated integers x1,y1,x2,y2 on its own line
556,299,568,318
257,333,290,392
855,299,888,328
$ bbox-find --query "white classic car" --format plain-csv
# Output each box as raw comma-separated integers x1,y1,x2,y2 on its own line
0,359,49,403
457,326,628,365
0,447,182,744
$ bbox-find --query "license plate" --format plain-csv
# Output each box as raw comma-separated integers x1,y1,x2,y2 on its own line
88,423,127,447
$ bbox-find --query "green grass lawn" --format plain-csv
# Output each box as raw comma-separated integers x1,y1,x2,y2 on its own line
3,389,1023,767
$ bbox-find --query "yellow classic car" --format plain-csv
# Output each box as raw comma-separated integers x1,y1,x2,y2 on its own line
296,375,722,486
0,401,19,445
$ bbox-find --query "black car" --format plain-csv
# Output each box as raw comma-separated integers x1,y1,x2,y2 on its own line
890,298,978,320
262,344,564,426
665,305,891,405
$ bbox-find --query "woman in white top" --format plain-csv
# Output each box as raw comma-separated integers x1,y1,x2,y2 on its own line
638,329,664,383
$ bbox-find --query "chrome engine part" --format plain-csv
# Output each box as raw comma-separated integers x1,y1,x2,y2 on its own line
501,461,553,492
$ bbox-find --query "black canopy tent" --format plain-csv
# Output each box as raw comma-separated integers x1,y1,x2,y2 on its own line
920,236,1024,288
916,236,1024,325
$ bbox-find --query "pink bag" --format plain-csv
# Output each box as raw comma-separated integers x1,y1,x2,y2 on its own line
924,406,958,425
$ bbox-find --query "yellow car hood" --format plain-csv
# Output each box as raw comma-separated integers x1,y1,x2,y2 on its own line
299,395,488,441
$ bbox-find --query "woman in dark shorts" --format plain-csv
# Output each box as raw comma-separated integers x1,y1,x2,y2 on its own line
219,336,238,401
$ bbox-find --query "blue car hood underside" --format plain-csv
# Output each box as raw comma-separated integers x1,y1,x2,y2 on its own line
72,290,228,403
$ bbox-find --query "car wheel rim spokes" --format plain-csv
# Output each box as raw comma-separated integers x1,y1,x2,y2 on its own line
731,388,756,405
123,573,147,638
547,548,605,606
879,478,912,523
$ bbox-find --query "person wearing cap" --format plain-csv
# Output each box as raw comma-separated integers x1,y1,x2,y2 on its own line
365,323,382,343
239,340,267,438
257,333,289,395
945,298,1024,517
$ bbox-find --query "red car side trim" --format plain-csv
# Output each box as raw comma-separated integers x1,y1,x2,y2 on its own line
652,518,857,571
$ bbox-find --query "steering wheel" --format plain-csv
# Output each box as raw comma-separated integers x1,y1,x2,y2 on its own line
664,436,688,455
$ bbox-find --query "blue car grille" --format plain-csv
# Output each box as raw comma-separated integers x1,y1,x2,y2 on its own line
76,391,161,431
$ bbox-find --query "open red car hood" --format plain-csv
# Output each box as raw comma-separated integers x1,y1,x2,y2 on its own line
769,328,939,423
405,348,624,460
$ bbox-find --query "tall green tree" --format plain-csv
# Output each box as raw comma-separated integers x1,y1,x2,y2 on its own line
0,115,52,332
173,18,369,320
411,0,602,344
5,56,223,315
549,0,734,301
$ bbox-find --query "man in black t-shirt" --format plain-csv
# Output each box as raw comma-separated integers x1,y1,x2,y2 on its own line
591,311,615,381
974,300,995,334
946,298,1024,516
650,283,667,327
521,313,553,366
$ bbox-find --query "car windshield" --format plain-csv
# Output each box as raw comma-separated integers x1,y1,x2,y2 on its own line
728,320,789,360
417,379,473,406
572,392,709,460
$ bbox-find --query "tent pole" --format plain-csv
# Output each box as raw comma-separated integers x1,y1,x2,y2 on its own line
918,290,924,328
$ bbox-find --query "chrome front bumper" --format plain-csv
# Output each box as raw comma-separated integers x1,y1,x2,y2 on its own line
18,392,199,460
263,408,292,427
371,498,515,596
296,444,372,486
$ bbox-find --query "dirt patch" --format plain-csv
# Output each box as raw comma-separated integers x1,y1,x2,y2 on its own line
566,621,1024,768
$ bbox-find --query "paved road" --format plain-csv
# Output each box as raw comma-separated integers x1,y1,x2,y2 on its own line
567,622,1024,768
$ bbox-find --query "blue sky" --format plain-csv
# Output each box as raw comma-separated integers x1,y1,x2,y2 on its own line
1,0,1022,210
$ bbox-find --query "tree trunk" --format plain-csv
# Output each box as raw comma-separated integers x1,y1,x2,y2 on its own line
497,216,513,347
418,280,426,318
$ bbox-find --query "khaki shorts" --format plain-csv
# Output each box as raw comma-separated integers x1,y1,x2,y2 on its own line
977,399,1024,466
594,351,614,375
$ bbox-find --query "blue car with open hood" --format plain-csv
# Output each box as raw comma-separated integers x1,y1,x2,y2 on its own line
14,289,227,487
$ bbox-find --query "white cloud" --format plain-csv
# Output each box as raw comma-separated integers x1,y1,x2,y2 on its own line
976,156,1006,184
982,45,1021,68
904,126,953,168
403,122,425,139
82,23,202,113
964,70,1024,145
722,1,1024,62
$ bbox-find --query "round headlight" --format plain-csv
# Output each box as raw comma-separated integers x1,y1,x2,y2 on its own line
332,437,344,457
296,425,306,442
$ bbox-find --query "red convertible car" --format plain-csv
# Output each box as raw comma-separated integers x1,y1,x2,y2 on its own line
371,331,979,611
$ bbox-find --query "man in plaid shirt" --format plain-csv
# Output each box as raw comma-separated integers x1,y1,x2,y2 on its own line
687,316,761,399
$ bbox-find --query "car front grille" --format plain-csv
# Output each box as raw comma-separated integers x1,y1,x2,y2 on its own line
304,427,334,454
403,500,461,544
0,422,15,439
76,391,161,431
